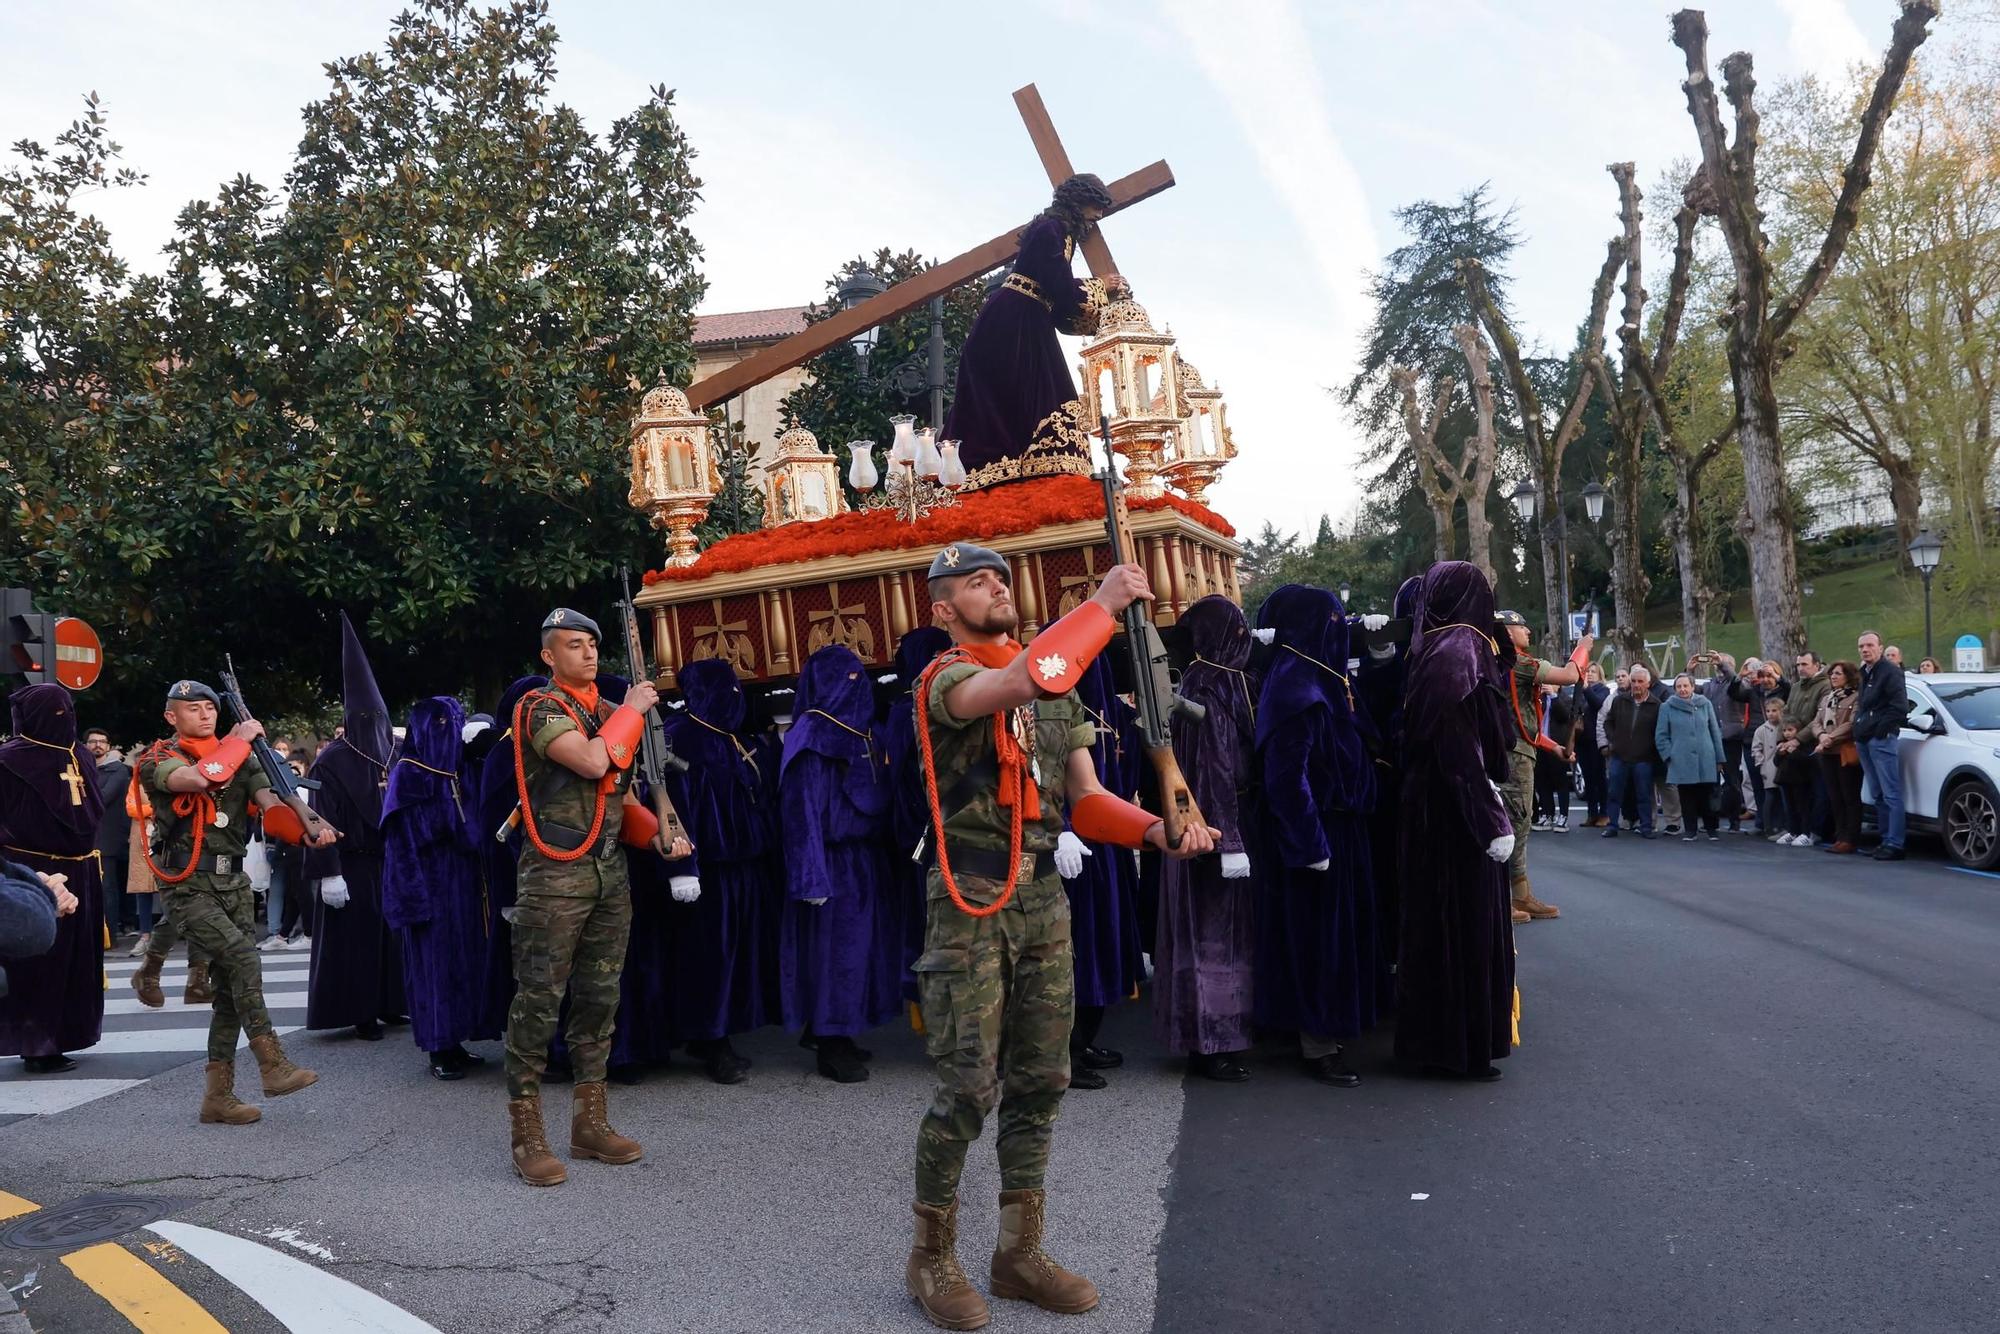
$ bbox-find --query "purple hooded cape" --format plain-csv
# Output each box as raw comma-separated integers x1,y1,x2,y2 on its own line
944,213,1098,477
777,645,901,1037
1354,574,1423,1018
1392,561,1516,1073
1250,585,1380,1042
305,614,406,1030
473,674,545,1035
0,684,105,1058
382,695,490,1052
661,658,783,1044
881,627,952,999
1153,597,1258,1055
1063,655,1146,1009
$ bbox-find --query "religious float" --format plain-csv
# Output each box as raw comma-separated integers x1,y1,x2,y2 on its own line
629,86,1243,690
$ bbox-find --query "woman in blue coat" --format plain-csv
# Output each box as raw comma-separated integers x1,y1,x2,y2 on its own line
1654,673,1726,842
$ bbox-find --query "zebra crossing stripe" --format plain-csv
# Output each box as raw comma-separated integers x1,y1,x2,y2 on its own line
0,1080,146,1117
104,989,309,1017
147,1221,443,1333
60,1241,227,1333
88,1026,305,1056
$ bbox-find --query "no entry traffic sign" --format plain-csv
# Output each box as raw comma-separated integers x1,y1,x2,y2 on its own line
51,616,103,690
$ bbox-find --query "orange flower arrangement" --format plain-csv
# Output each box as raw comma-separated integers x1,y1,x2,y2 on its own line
643,475,1234,584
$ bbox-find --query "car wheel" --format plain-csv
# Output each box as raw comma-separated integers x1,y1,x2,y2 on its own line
1943,779,2000,871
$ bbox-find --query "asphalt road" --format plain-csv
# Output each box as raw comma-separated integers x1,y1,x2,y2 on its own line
6,828,1999,1331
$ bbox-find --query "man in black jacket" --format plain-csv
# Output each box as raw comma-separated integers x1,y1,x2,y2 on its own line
1597,665,1664,838
1853,631,1911,860
84,730,133,937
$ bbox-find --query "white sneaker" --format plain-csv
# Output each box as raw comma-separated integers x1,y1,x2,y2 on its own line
1553,817,1569,833
127,933,151,959
284,934,313,952
1531,816,1551,830
257,934,288,953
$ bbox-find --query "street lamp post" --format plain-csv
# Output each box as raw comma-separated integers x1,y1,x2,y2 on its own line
1338,579,1352,608
837,268,951,431
1908,529,1945,661
1803,582,1815,650
1510,477,1606,651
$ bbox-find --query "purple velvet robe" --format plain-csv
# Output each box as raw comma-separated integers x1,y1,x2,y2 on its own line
382,696,489,1052
662,659,782,1044
1354,575,1423,1018
778,646,901,1038
882,628,952,1000
945,213,1098,476
1154,598,1258,1055
0,684,105,1058
304,737,407,1028
1251,585,1380,1042
1394,563,1517,1073
598,673,674,1067
1063,655,1146,1009
473,675,545,1036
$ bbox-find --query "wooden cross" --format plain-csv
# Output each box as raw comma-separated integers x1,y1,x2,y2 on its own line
60,759,86,806
685,84,1171,412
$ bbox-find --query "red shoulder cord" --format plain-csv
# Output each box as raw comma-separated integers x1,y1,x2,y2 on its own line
132,740,214,886
915,649,1029,919
511,688,614,863
1509,667,1564,756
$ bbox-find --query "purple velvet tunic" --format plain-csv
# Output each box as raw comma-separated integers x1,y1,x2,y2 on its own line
1355,575,1423,1019
882,628,952,1001
662,659,783,1044
945,214,1099,477
778,646,902,1038
473,675,545,1036
1154,598,1258,1055
1393,562,1517,1073
382,696,489,1052
0,684,105,1058
1251,585,1380,1042
1063,656,1146,1009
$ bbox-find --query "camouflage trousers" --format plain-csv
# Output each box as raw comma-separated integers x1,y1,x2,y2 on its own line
163,872,273,1061
504,847,632,1099
1504,746,1536,899
144,893,208,969
913,869,1074,1209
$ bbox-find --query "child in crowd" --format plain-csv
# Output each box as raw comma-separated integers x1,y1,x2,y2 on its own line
1750,698,1786,840
1773,720,1817,846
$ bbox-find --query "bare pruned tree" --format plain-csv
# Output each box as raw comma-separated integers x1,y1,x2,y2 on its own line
1389,365,1457,564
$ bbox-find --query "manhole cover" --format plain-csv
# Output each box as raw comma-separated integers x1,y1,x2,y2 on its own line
0,1195,183,1252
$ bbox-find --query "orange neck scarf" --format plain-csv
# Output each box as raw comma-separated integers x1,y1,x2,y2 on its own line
935,636,1039,822
177,734,220,760
556,680,601,716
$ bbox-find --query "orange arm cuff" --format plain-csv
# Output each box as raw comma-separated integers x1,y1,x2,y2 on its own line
1071,791,1158,850
262,802,306,845
618,800,660,849
597,705,645,770
1567,641,1591,672
200,735,252,785
1023,601,1115,695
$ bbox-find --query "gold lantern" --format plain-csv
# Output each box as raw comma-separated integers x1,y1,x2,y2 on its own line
629,374,720,567
763,421,845,525
1162,359,1237,505
1078,296,1183,499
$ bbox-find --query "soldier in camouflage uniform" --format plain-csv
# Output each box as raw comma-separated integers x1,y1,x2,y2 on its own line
905,543,1217,1331
135,680,334,1124
503,608,690,1188
1496,611,1592,924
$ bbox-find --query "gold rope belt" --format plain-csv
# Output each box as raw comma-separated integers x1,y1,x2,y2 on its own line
3,844,102,864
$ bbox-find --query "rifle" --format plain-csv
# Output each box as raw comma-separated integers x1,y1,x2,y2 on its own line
619,568,693,853
219,653,325,839
1096,415,1207,849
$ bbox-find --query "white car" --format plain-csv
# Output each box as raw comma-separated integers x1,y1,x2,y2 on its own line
1884,674,2000,870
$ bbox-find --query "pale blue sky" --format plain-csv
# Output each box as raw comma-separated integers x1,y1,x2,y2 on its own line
3,0,1957,538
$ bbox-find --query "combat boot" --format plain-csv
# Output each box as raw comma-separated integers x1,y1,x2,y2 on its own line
131,954,166,1009
248,1033,318,1096
907,1199,990,1330
1517,892,1561,919
570,1081,643,1164
183,959,214,1005
198,1060,261,1125
508,1096,567,1186
989,1189,1099,1314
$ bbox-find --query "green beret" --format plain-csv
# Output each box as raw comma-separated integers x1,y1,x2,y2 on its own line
541,607,602,642
166,679,221,707
927,543,1010,582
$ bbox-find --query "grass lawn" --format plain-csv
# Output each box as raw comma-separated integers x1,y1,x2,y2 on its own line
1635,557,1959,670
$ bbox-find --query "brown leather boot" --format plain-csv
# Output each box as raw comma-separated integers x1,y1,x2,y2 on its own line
569,1081,642,1164
1518,893,1561,919
509,1096,567,1186
248,1033,318,1096
183,959,214,1005
131,955,166,1009
989,1189,1098,1314
906,1199,990,1331
1511,906,1531,924
198,1060,261,1125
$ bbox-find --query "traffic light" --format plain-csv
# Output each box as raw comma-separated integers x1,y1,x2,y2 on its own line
2,587,60,685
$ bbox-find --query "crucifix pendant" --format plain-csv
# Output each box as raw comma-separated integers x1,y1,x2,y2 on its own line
60,760,86,807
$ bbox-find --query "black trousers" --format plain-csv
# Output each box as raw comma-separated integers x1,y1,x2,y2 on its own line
1676,782,1720,834
1819,752,1864,846
1720,738,1748,824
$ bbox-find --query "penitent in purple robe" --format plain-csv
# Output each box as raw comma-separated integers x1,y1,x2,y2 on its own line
778,646,902,1039
663,659,783,1045
0,684,105,1059
881,628,952,1001
1154,598,1258,1056
1393,562,1517,1074
1063,656,1146,1009
1354,575,1423,1019
305,613,407,1030
382,696,488,1054
1251,585,1380,1044
472,675,545,1036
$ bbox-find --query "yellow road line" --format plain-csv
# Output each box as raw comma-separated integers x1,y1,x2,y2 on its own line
0,1189,38,1221
61,1242,228,1333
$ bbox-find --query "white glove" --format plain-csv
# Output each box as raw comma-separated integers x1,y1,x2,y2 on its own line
1219,851,1251,879
318,876,350,909
1307,858,1331,872
500,906,517,924
669,876,702,904
1252,628,1276,646
1487,777,1506,807
804,897,828,907
461,718,492,744
1055,830,1093,879
1360,613,1389,631
1486,834,1515,863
